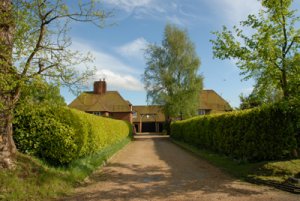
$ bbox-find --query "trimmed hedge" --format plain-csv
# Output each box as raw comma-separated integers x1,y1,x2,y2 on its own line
171,101,300,162
13,105,132,165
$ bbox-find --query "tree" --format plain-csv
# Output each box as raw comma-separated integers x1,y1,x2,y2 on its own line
0,0,15,169
17,76,66,107
0,0,110,169
211,0,300,101
239,84,283,110
143,24,203,129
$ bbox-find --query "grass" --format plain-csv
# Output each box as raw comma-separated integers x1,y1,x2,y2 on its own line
252,159,300,184
0,137,131,201
173,140,300,185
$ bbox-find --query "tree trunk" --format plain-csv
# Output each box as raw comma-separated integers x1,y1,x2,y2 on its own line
281,69,289,99
0,112,16,169
165,115,172,135
0,0,16,169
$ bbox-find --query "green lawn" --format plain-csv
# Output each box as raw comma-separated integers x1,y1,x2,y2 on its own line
173,140,300,186
0,137,131,201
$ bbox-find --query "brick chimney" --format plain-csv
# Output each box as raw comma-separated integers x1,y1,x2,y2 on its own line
93,79,107,95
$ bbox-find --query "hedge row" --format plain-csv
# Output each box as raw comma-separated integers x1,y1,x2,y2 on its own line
171,101,300,162
13,105,132,165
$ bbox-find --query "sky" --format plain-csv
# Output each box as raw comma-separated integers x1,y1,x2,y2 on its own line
61,0,299,108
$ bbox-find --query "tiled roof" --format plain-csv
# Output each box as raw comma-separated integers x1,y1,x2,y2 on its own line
68,91,131,112
199,90,232,112
132,90,232,123
132,105,165,122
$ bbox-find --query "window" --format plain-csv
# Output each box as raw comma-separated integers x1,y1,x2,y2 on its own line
92,111,102,116
133,111,137,118
198,109,211,115
198,109,206,115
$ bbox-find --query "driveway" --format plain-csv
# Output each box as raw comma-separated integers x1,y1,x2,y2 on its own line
60,135,299,201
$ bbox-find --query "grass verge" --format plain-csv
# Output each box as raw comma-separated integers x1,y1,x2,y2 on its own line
0,137,131,201
173,140,300,186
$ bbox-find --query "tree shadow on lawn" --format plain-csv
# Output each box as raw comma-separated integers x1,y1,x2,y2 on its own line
61,137,271,201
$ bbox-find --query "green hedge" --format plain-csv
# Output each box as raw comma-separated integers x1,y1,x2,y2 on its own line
13,105,132,165
171,101,299,162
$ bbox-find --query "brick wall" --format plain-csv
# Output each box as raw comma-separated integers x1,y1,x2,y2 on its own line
111,112,132,123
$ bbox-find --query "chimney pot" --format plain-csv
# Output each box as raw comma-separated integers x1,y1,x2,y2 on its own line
93,79,107,95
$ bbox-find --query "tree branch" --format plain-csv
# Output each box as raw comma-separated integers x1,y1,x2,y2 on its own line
21,21,46,76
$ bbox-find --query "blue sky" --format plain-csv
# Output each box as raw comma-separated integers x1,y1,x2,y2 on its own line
61,0,299,108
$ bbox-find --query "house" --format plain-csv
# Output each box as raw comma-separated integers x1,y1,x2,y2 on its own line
69,80,232,133
198,90,232,115
132,105,165,133
68,80,133,123
132,90,232,133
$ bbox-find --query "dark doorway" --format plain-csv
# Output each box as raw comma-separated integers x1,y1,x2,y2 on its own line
142,122,156,132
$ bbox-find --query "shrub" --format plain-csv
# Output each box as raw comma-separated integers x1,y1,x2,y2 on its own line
171,101,299,162
14,105,132,165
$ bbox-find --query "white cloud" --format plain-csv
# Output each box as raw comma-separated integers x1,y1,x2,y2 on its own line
166,15,186,26
70,40,144,91
106,0,154,12
95,69,144,91
208,0,261,25
104,0,166,21
116,37,148,59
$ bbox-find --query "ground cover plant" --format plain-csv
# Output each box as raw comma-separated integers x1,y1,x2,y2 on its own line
173,140,300,188
0,137,131,201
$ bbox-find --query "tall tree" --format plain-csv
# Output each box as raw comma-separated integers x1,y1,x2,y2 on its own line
0,0,15,169
211,0,300,101
0,0,110,169
143,24,202,127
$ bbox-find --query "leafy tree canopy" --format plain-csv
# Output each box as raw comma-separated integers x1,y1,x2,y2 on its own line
0,0,111,169
143,24,203,120
211,0,300,101
17,76,66,107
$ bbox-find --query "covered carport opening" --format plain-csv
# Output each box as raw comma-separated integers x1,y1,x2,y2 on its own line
136,122,164,133
134,113,165,133
142,122,156,132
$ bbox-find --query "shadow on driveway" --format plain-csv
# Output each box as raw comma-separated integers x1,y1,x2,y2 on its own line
60,135,297,201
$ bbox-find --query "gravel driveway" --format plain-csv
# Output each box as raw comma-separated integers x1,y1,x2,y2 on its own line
60,135,299,201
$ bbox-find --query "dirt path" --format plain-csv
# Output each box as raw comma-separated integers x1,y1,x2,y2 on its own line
60,135,299,201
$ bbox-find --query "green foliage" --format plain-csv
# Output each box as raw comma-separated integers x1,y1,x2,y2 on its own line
13,106,132,165
18,77,66,107
1,0,110,169
13,105,78,165
211,0,300,100
143,24,203,119
239,86,283,109
171,101,299,162
0,138,131,201
10,0,109,88
1,0,109,112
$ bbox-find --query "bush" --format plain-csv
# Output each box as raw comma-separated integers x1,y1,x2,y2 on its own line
171,101,299,162
14,105,132,165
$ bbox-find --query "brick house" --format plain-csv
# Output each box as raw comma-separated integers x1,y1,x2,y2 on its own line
132,90,232,133
69,80,232,133
69,80,133,123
